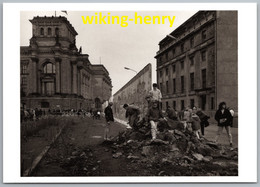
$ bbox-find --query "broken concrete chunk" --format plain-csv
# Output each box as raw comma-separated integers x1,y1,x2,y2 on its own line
112,152,123,159
192,153,204,161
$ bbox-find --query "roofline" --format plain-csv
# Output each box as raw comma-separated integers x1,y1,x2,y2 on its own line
158,11,210,45
30,16,78,35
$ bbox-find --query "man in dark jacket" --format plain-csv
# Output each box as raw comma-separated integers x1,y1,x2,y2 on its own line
104,102,114,140
166,106,178,120
214,102,233,147
123,104,141,130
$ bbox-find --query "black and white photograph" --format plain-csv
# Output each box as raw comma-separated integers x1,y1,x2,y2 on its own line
20,10,238,177
2,2,258,183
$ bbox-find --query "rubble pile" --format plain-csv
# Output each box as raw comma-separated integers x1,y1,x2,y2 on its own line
104,119,238,176
60,147,101,176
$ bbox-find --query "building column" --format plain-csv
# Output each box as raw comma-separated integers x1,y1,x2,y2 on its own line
71,61,77,94
31,57,39,93
55,57,62,94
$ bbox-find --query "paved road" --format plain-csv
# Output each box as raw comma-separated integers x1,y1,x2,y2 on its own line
66,116,238,147
203,124,238,148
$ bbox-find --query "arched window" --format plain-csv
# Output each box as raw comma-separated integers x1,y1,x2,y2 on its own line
48,28,52,35
40,28,44,35
43,63,55,74
55,28,59,36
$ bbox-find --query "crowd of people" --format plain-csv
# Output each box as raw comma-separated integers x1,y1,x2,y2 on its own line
20,108,92,122
104,83,235,147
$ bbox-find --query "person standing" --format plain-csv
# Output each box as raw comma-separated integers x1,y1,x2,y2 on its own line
149,83,162,109
104,102,114,140
191,110,201,139
193,107,210,136
214,102,233,147
182,107,192,130
147,101,164,140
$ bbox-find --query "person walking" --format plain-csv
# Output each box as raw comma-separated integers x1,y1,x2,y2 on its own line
147,101,164,140
214,102,233,147
104,102,114,140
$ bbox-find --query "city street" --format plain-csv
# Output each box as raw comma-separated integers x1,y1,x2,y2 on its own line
24,115,238,176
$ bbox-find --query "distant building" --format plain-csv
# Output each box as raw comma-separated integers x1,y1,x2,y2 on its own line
20,16,112,111
154,11,237,119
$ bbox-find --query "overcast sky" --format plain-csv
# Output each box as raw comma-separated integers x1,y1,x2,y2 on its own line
20,11,197,95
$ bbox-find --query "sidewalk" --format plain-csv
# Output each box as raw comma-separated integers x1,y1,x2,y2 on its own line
203,124,238,148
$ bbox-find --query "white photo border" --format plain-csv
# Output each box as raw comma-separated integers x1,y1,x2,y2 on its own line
3,3,257,183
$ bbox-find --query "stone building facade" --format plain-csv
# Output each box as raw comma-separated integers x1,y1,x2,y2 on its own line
20,16,112,111
154,11,238,121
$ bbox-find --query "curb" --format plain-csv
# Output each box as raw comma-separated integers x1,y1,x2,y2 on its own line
22,124,66,176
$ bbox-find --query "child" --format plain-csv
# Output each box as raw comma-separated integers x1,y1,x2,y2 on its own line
191,111,201,139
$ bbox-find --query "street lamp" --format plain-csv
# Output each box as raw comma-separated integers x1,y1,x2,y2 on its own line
124,67,138,74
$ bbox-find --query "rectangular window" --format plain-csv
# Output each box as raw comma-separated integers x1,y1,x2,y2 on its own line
181,61,184,70
211,97,215,110
22,64,27,74
172,64,176,73
173,78,176,93
181,76,184,93
172,48,176,57
181,100,185,110
44,82,55,95
160,83,163,93
166,101,169,109
159,57,162,63
160,70,163,78
166,68,169,76
201,51,206,61
202,69,207,88
166,81,169,93
202,30,207,41
190,37,194,48
201,95,206,110
165,53,169,61
190,72,194,91
181,43,184,53
173,101,176,110
21,77,27,85
190,56,194,66
190,99,195,108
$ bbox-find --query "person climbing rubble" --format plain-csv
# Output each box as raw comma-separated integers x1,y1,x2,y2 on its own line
123,103,141,130
147,101,165,140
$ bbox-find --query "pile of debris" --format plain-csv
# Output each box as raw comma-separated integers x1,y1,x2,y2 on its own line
104,119,238,176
